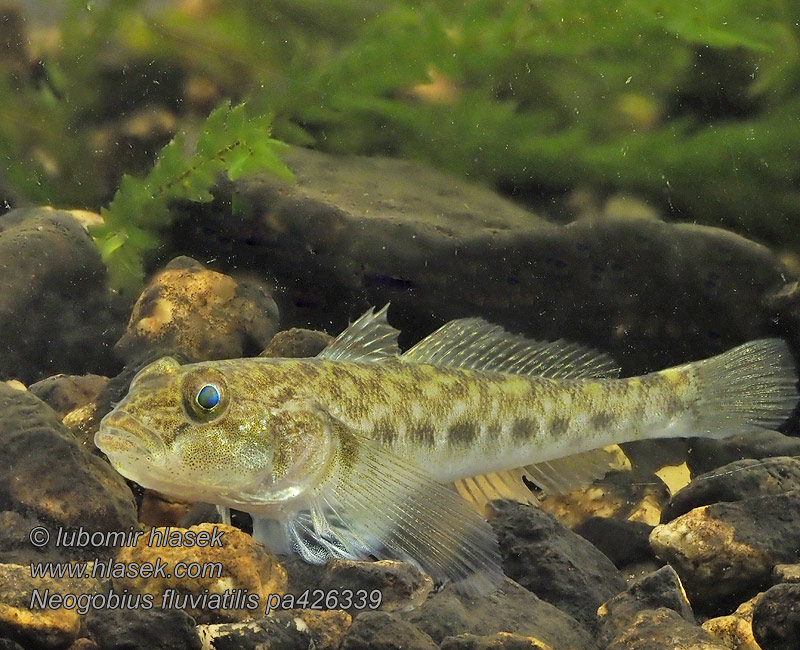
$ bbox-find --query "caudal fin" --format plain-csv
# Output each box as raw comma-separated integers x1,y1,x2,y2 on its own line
692,339,798,438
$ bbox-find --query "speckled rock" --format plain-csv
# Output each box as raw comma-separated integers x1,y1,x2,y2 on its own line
606,608,728,650
115,256,279,364
687,431,800,476
650,490,800,603
0,382,137,556
540,470,669,528
491,500,626,632
0,562,100,649
574,518,655,569
175,146,800,401
113,523,286,623
196,615,313,650
318,559,433,613
260,328,333,358
403,579,594,650
283,609,351,650
86,607,200,650
773,564,800,584
440,632,556,650
341,611,438,650
702,593,762,650
662,457,800,522
752,583,800,650
0,208,123,383
28,374,109,418
597,566,694,647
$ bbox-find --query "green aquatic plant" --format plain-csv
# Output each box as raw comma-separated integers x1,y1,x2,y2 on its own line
89,101,293,293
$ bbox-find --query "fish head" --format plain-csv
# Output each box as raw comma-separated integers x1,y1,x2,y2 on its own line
95,356,335,511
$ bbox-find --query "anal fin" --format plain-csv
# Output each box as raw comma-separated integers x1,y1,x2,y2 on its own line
454,446,630,514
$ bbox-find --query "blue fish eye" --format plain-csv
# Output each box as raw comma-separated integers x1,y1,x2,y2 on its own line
196,384,221,410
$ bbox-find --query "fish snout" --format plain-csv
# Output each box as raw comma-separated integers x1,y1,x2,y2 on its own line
96,410,168,461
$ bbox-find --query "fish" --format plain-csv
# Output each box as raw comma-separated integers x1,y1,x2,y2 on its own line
95,305,798,594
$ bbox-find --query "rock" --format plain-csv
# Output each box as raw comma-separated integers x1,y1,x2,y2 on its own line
0,382,137,555
65,640,101,650
773,564,800,584
403,578,593,650
137,490,196,528
341,611,438,650
112,523,287,624
0,511,79,566
283,609,351,650
573,517,655,569
440,633,556,650
0,562,100,650
0,208,124,383
649,490,800,604
176,146,800,395
687,431,800,476
260,328,333,358
28,374,109,418
318,559,433,613
702,593,762,650
606,608,728,650
597,566,695,647
114,256,279,364
752,583,800,650
540,470,670,528
258,327,333,359
0,639,26,650
86,608,200,650
662,457,800,522
491,500,626,632
196,616,312,650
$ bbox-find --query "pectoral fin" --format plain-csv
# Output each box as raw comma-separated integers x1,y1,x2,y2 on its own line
260,416,502,594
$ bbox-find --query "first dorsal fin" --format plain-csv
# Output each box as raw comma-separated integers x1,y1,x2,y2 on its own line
402,318,619,379
317,305,401,362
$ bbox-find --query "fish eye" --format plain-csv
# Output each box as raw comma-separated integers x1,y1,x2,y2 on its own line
182,368,229,422
196,384,221,410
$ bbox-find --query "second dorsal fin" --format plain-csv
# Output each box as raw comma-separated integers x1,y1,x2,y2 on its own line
317,305,401,362
402,318,619,379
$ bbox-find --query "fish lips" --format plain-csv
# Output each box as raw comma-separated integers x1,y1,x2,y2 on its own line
96,409,169,462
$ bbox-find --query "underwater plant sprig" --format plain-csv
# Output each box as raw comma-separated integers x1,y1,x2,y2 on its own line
89,101,294,293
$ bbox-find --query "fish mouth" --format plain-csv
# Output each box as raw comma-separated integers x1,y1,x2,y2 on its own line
96,410,168,462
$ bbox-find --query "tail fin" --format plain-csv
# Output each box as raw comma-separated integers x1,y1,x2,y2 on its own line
692,339,798,438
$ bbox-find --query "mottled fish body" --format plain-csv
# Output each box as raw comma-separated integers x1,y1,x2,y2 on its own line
96,306,798,593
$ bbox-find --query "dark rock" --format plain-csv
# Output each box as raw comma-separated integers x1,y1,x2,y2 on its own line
260,328,333,358
403,578,594,650
0,208,124,383
0,639,26,650
688,431,800,476
115,256,279,364
605,608,728,650
752,583,800,650
662,457,800,522
341,612,438,650
650,490,800,604
597,566,695,647
0,510,78,566
0,383,137,554
491,500,625,632
196,616,312,650
28,374,109,418
573,517,655,568
319,559,433,612
179,146,800,397
87,608,201,650
440,633,557,650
